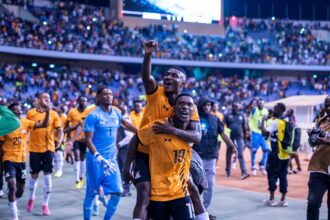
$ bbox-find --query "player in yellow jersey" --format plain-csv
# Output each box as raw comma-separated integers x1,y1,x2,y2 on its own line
129,98,144,128
0,102,49,220
65,96,89,189
128,93,196,220
124,40,210,220
25,92,63,216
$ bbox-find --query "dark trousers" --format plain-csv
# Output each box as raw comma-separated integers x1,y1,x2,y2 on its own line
307,172,330,220
266,151,289,193
117,145,130,192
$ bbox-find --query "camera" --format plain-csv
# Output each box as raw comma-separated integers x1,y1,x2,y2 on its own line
308,127,326,147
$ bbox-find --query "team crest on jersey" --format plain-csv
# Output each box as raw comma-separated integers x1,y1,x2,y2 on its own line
21,129,26,134
239,116,243,121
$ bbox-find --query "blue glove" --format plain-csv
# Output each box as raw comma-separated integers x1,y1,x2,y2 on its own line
94,152,116,175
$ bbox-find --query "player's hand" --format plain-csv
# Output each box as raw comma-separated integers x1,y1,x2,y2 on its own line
64,141,73,154
143,40,158,54
231,146,238,158
94,152,116,175
152,119,176,135
123,167,133,183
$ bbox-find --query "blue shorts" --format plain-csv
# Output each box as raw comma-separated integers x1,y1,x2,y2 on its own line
251,132,269,152
85,152,123,196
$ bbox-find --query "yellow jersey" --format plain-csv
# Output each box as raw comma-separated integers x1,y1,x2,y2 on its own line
138,86,199,154
27,109,61,153
138,119,191,201
0,118,35,163
129,110,143,128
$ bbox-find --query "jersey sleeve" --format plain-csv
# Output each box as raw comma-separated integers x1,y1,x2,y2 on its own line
26,109,32,120
84,113,96,133
53,111,62,128
26,119,36,131
115,109,122,128
146,86,160,102
66,110,73,122
0,136,5,141
191,105,200,121
137,122,154,146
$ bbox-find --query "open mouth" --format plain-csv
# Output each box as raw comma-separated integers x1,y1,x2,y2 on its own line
180,112,190,117
163,80,173,88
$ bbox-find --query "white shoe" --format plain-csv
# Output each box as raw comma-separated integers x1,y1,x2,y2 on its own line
276,200,288,207
0,190,3,198
252,169,257,176
261,169,267,175
263,199,276,207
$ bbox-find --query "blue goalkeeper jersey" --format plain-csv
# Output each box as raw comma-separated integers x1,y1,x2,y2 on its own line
84,106,122,161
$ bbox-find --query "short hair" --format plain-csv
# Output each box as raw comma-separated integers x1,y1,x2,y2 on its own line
174,91,194,105
276,102,286,113
8,102,19,110
37,92,48,98
77,95,86,101
168,66,187,81
171,66,186,75
96,86,108,96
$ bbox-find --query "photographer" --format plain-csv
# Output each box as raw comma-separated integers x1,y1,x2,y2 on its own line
307,95,330,220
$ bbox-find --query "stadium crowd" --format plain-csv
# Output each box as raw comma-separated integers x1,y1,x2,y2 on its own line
0,1,329,65
1,63,330,114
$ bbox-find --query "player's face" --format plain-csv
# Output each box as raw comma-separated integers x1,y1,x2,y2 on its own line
174,96,194,122
134,102,142,113
11,105,22,117
232,103,239,113
163,68,186,94
212,103,218,112
324,98,330,116
38,93,51,108
78,97,87,108
99,89,113,106
257,100,264,109
203,102,212,114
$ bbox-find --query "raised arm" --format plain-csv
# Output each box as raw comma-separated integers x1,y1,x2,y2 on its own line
142,40,158,94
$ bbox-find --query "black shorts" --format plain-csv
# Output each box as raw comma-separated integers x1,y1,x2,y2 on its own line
133,152,150,184
29,151,54,174
73,141,87,153
148,196,194,220
3,161,27,184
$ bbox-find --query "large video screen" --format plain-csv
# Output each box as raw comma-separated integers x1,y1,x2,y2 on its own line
123,0,221,24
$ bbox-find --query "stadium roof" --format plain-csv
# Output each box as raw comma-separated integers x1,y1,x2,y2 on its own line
265,95,327,107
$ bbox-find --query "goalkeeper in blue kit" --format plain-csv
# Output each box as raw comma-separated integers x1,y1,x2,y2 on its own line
83,87,136,220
